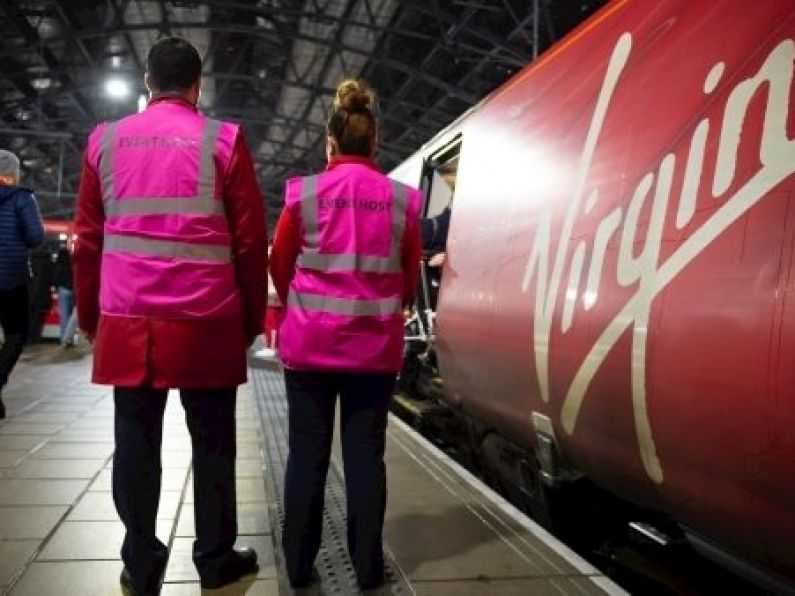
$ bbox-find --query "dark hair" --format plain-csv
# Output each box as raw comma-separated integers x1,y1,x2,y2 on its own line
146,37,202,92
327,79,377,157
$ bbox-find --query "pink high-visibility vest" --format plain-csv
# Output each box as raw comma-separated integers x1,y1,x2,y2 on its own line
86,99,242,320
278,161,422,372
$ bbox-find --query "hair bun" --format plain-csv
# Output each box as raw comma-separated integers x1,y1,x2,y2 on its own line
334,78,374,112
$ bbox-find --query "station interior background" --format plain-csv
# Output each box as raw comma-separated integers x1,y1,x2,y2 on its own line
0,0,606,229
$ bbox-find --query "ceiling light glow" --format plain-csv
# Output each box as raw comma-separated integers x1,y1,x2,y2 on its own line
105,78,130,99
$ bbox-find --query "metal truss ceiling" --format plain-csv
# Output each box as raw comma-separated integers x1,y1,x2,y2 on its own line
0,0,606,223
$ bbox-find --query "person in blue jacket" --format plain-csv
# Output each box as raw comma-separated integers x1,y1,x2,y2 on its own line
0,149,44,418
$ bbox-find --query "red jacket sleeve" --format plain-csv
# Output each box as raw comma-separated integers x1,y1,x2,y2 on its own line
402,215,422,307
73,150,104,336
224,131,268,344
270,207,301,305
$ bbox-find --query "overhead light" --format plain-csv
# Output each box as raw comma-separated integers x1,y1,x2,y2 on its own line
30,77,52,90
137,94,148,113
111,55,122,68
105,78,129,99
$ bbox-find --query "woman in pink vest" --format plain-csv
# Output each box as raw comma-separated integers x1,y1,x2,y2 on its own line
270,79,422,589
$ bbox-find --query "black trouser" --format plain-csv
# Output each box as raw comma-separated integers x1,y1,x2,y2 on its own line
113,387,237,590
0,284,29,390
282,370,394,585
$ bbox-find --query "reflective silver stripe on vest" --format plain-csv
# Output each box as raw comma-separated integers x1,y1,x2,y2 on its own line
100,122,118,202
389,180,407,257
197,118,222,202
300,175,320,249
287,291,402,316
100,117,223,217
103,234,231,262
298,252,401,274
103,197,226,217
296,177,408,274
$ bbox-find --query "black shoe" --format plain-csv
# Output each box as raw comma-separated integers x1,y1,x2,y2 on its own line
120,567,160,596
200,547,259,589
289,567,320,589
358,573,386,591
120,567,135,594
0,397,5,420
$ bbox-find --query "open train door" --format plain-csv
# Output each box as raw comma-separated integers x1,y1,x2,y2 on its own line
393,137,461,406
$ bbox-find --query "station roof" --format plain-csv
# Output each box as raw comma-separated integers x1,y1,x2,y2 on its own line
0,0,605,222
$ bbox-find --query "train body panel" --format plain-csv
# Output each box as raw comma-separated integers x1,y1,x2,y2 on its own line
406,0,795,581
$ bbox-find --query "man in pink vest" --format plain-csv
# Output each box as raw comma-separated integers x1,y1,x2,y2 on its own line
270,79,422,589
73,37,267,594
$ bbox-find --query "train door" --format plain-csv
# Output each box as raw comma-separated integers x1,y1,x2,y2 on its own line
400,138,460,398
418,138,460,332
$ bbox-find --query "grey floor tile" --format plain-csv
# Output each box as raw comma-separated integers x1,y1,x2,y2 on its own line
162,440,192,450
51,432,114,443
160,579,279,595
37,405,92,414
235,459,265,478
44,396,102,405
235,432,260,444
66,419,113,430
68,490,181,522
0,506,67,540
0,436,48,451
6,459,106,479
176,503,270,537
89,465,188,492
39,520,172,560
32,442,114,460
161,469,192,493
87,468,112,491
0,479,88,506
184,478,267,504
0,423,64,436
237,443,262,459
0,540,40,588
0,450,27,468
164,535,276,583
13,413,81,424
162,451,193,469
11,561,123,596
157,490,184,520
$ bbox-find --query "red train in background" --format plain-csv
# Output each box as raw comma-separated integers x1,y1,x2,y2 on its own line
391,0,795,590
38,219,75,340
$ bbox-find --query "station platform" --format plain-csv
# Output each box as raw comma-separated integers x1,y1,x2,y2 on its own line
0,344,625,595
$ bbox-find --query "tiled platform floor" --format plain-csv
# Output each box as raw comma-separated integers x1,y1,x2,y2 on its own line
0,345,276,595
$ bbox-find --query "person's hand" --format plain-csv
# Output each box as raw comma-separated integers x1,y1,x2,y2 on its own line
429,252,446,268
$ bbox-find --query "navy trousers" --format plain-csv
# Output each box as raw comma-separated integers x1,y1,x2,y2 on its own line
0,284,29,390
113,387,237,591
282,370,394,586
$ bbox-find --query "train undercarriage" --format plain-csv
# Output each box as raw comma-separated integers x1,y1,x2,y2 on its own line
395,288,771,594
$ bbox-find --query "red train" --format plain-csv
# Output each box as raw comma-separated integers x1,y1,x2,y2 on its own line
392,0,795,589
38,219,75,340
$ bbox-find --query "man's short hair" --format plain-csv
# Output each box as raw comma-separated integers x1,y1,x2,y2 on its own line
0,150,20,180
146,37,202,92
